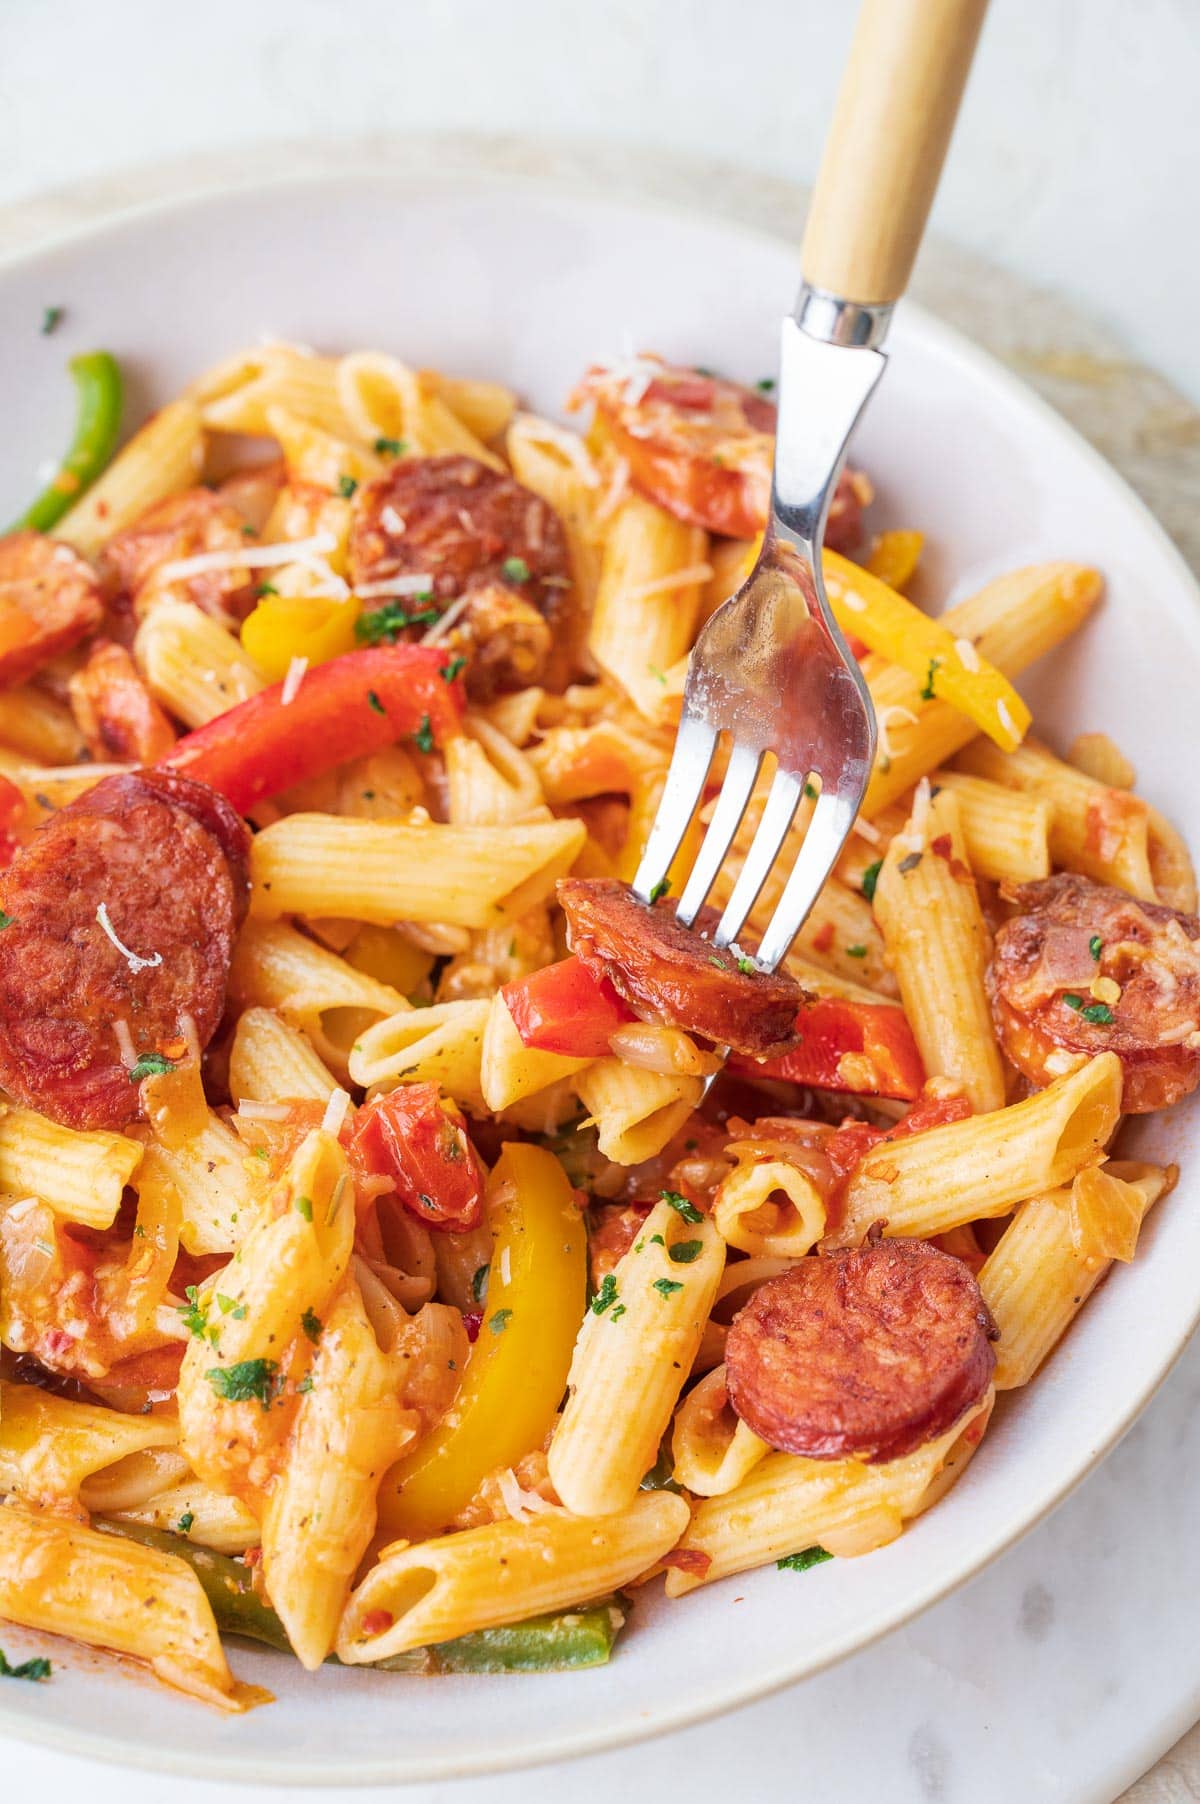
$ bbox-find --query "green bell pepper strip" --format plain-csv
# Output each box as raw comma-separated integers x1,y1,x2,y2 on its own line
97,1519,626,1672
9,351,122,534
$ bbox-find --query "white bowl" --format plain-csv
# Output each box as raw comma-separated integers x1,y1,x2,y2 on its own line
1,172,1198,1785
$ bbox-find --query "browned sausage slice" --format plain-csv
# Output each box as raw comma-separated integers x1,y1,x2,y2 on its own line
0,532,104,688
0,770,250,1130
988,871,1200,1112
101,489,257,621
725,1241,997,1463
557,875,802,1057
348,455,573,696
572,356,869,550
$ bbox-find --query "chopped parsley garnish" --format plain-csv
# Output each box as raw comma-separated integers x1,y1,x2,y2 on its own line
257,581,279,597
803,780,819,800
0,1647,51,1681
649,1233,665,1246
241,522,257,536
660,1189,702,1224
647,663,668,686
295,1195,313,1222
1089,935,1103,960
297,1373,315,1394
414,713,435,754
253,1146,269,1161
215,1293,247,1319
777,1546,831,1573
502,556,531,583
591,1273,619,1315
756,376,776,392
1063,992,1114,1025
920,658,940,701
178,1284,207,1338
649,877,671,904
373,436,406,457
40,306,64,337
337,474,359,499
177,1511,195,1534
488,1308,513,1335
471,1263,490,1303
355,599,440,644
653,1278,684,1299
898,851,923,874
708,953,726,969
301,1307,322,1344
860,860,883,902
668,1239,703,1265
736,956,757,975
129,1052,175,1082
206,1358,279,1409
0,912,16,930
366,689,385,715
440,654,466,684
610,1303,627,1321
845,943,868,959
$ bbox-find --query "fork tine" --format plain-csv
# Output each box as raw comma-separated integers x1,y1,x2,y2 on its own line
631,711,718,904
754,785,858,970
675,740,762,927
711,767,806,950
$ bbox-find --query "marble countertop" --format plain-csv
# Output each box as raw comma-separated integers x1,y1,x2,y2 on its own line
1,136,1198,1804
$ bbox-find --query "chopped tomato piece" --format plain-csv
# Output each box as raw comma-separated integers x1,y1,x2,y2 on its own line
0,773,25,868
729,995,925,1101
501,954,635,1059
350,1082,485,1231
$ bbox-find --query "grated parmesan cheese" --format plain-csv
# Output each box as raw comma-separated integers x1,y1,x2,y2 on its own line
514,415,600,489
839,587,869,614
421,593,472,644
852,816,882,846
113,1018,137,1070
280,657,308,706
381,507,406,535
96,902,162,975
954,636,981,673
321,1088,351,1137
495,1467,558,1525
622,564,714,605
876,704,920,762
354,575,434,600
499,1245,512,1286
156,530,338,586
997,698,1017,740
237,1099,292,1122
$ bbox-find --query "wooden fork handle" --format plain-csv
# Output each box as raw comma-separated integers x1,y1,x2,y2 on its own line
801,0,989,307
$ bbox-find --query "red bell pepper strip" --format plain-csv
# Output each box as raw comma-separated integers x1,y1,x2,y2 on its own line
349,1082,485,1231
729,995,926,1102
159,644,464,814
502,955,636,1059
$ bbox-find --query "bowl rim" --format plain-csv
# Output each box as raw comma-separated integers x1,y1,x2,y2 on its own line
1,164,1199,1785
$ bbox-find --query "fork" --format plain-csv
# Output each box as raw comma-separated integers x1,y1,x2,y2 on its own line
634,0,988,975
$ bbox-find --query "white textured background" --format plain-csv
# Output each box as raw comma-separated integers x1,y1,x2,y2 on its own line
3,0,1199,399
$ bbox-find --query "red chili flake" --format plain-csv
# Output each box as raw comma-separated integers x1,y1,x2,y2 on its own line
462,1310,483,1342
811,921,835,954
930,834,953,860
359,1609,395,1637
661,1548,712,1578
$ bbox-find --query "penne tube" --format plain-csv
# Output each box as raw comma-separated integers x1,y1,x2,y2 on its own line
77,1448,191,1514
229,1006,341,1106
229,918,409,1080
549,1199,724,1516
980,1160,1173,1389
56,400,206,559
930,769,1052,883
135,595,267,729
141,1117,267,1257
874,785,1006,1112
712,1146,826,1258
663,1392,993,1594
198,345,352,438
671,1365,770,1497
0,1382,176,1512
248,814,587,929
348,999,491,1111
263,403,383,492
432,372,517,443
588,493,707,720
0,1502,264,1710
479,991,592,1111
506,411,603,655
833,1053,1123,1245
0,1109,141,1230
104,1479,260,1555
337,1490,689,1663
445,718,547,826
573,1059,702,1166
0,686,88,765
862,563,1103,817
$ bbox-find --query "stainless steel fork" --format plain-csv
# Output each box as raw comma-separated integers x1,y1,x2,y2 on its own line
633,0,989,975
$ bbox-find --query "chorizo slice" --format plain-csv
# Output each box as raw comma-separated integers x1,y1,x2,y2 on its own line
0,769,250,1130
987,871,1200,1112
347,455,573,697
100,488,257,621
0,532,104,689
574,356,868,549
725,1241,997,1463
68,639,177,763
557,875,802,1058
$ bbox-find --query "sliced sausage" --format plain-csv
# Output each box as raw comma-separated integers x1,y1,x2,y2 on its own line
725,1240,997,1463
586,1202,652,1287
68,639,177,763
101,488,257,622
574,356,868,549
557,875,802,1058
0,532,104,689
0,769,250,1130
988,872,1200,1112
347,455,573,697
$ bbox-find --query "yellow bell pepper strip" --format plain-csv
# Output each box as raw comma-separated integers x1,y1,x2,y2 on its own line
239,591,360,681
864,529,924,592
377,1142,587,1540
822,549,1032,752
9,352,122,534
